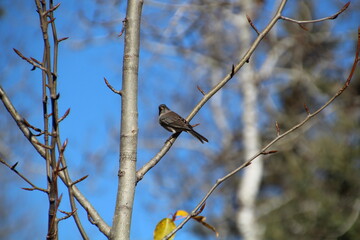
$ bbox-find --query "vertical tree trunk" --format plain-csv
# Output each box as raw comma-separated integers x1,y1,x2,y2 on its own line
110,0,143,239
235,1,264,240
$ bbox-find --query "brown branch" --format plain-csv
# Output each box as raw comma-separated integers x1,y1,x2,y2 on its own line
280,2,350,25
71,175,89,186
304,103,310,115
275,121,280,136
164,26,360,240
58,37,69,43
118,18,127,37
58,209,77,222
0,86,46,157
261,150,278,155
197,85,206,95
230,64,235,78
58,108,70,123
43,2,60,17
13,48,48,71
22,118,42,133
35,141,53,150
104,77,122,95
246,14,260,35
0,156,48,193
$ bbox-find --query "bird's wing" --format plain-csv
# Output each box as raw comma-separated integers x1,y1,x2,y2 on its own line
161,112,192,131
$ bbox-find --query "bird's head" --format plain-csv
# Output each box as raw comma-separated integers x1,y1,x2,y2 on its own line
158,104,169,115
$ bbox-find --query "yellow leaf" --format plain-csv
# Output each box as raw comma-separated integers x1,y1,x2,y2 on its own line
153,218,176,240
175,210,189,218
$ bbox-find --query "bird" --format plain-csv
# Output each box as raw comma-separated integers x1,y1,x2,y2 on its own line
158,104,208,143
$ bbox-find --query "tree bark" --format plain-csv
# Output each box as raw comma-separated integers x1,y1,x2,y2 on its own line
110,0,143,239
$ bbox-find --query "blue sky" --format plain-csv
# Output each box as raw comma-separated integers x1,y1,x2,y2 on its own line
0,1,199,239
0,0,359,239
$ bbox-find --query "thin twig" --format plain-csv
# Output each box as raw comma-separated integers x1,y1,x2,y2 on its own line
42,2,60,17
275,121,280,136
13,48,48,72
280,2,350,25
22,118,43,132
118,18,127,37
71,175,89,186
58,209,77,222
197,85,206,95
58,108,70,123
0,157,48,193
58,37,69,42
230,64,235,78
246,14,260,35
104,77,123,95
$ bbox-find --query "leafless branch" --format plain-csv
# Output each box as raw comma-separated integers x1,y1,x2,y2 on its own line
104,77,123,95
13,48,48,72
0,156,48,193
58,209,77,222
197,85,206,95
58,37,69,42
164,27,360,239
280,2,350,25
22,118,43,133
0,86,46,157
275,121,280,136
304,103,310,115
230,64,235,78
71,175,89,186
246,14,260,35
58,108,71,123
118,18,127,37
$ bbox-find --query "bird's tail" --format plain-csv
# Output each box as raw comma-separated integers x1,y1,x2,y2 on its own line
188,129,208,144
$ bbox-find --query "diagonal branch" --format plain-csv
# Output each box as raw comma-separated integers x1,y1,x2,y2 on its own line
280,2,350,24
0,157,48,193
0,86,46,158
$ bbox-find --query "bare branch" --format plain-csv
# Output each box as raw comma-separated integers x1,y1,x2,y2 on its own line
275,121,280,136
0,157,48,193
104,77,122,95
58,209,77,222
43,2,61,17
71,175,89,186
280,2,350,25
0,86,47,157
304,103,310,115
230,64,235,78
58,37,69,42
58,108,71,123
197,85,206,95
246,14,260,35
118,18,127,37
261,150,278,155
22,118,42,133
13,48,48,71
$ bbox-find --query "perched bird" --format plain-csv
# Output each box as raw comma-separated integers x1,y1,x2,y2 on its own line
158,104,208,143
